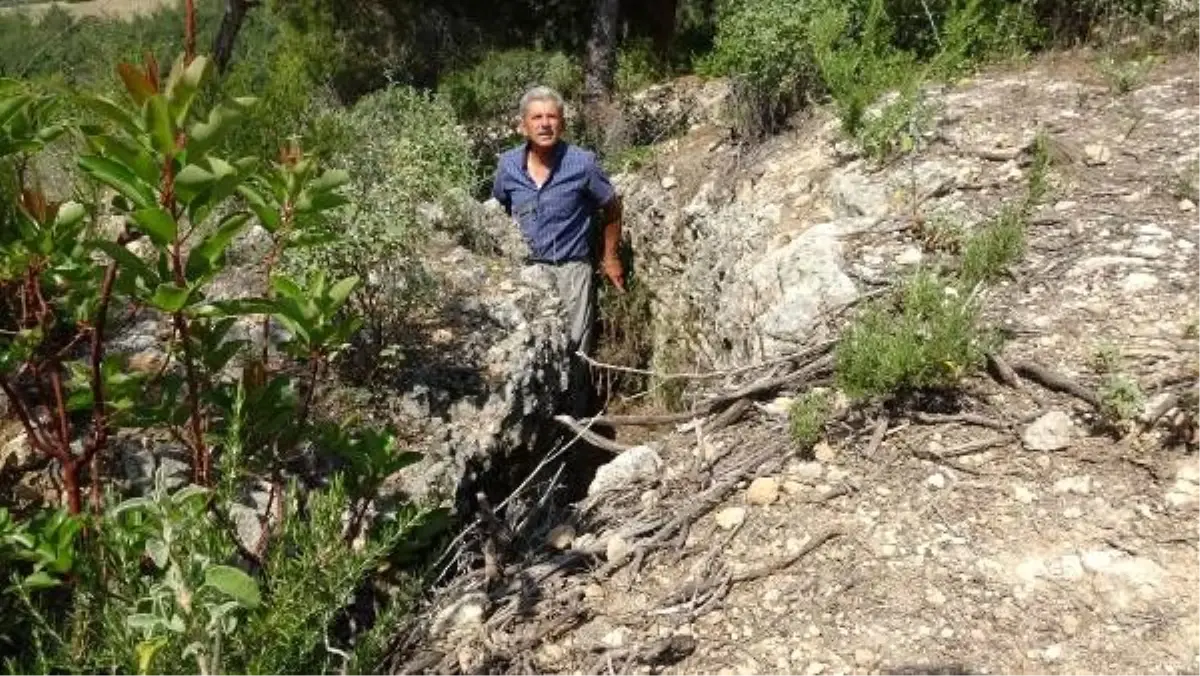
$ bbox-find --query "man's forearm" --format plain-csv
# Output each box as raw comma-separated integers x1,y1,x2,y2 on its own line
601,197,623,261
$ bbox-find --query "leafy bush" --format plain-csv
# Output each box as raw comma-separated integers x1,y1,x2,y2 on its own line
698,0,820,137
958,204,1026,287
1,43,433,672
836,269,995,399
288,85,473,373
437,48,581,124
788,389,831,450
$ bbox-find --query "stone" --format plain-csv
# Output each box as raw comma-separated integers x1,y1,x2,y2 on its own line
926,473,947,489
791,461,824,482
1165,480,1199,508
431,592,489,638
1,432,34,472
547,524,575,550
829,170,889,217
1022,411,1074,451
1053,475,1092,495
782,480,806,495
602,627,630,648
1053,200,1078,211
1121,272,1159,292
1179,198,1196,212
606,534,631,563
813,441,837,463
746,477,781,505
1043,644,1063,661
804,661,827,675
1063,506,1083,518
1061,614,1080,636
661,175,678,190
588,445,662,496
1084,143,1111,165
1013,483,1037,504
926,587,947,606
715,507,747,530
853,649,876,668
896,246,924,265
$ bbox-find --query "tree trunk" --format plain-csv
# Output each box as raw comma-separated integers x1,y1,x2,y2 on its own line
213,0,256,74
583,0,621,142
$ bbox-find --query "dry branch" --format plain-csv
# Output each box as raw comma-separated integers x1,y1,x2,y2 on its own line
912,411,1010,431
552,415,632,453
987,353,1024,389
1012,360,1102,409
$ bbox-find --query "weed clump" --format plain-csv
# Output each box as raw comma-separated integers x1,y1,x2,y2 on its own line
836,269,994,400
789,389,832,450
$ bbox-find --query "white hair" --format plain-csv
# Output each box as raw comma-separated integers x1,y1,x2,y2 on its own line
518,86,565,118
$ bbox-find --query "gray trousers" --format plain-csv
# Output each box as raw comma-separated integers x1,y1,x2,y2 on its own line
538,260,595,417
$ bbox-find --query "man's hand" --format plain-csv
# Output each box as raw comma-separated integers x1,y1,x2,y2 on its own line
601,255,625,292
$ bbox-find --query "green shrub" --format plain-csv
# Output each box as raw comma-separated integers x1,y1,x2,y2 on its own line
788,390,832,449
437,48,581,124
1099,373,1144,423
288,86,473,374
836,269,994,399
1,48,433,673
958,205,1026,287
616,38,667,94
698,0,820,137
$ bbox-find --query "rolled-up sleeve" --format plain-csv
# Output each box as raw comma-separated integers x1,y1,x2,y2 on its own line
584,154,616,207
491,164,510,214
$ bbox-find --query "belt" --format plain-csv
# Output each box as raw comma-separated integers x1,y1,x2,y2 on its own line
525,256,590,266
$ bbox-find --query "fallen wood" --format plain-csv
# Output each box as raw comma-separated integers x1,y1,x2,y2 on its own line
1011,360,1102,409
986,353,1023,389
864,415,892,458
912,411,1010,432
590,353,833,428
938,435,1011,458
729,527,844,584
707,397,752,432
553,415,632,454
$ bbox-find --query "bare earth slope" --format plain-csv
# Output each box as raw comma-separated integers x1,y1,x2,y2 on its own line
394,53,1198,676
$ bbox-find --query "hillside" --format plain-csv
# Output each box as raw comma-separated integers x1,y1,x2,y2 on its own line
386,51,1200,675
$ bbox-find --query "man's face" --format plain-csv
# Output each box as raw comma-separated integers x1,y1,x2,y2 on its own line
520,99,563,150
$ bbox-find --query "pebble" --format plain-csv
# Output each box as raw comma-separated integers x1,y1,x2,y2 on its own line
804,661,827,675
1061,614,1080,636
1053,475,1092,495
661,175,678,190
1121,272,1159,292
1063,506,1083,518
1013,483,1037,504
1180,198,1196,211
747,477,781,505
547,524,575,550
927,473,947,489
1043,644,1064,661
926,588,947,606
1022,410,1074,451
1084,143,1111,165
716,507,747,530
853,649,876,668
805,624,822,638
791,461,824,482
814,442,837,463
606,534,631,562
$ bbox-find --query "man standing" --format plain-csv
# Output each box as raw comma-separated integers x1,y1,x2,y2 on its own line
491,86,625,417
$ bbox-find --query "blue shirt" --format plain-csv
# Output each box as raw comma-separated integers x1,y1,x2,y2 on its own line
491,141,616,262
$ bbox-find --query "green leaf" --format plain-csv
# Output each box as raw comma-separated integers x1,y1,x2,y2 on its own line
187,99,251,159
78,154,156,209
185,212,250,278
130,207,177,246
143,95,175,157
171,484,208,506
91,240,158,286
270,275,303,300
127,613,161,631
175,163,214,191
327,276,359,309
0,94,31,128
236,184,281,231
21,570,60,590
204,564,260,609
77,95,144,140
136,637,168,675
111,496,153,516
148,283,191,313
309,168,350,192
166,54,210,126
146,538,169,569
54,201,87,229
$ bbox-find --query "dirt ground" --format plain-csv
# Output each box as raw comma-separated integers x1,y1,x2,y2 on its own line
389,50,1199,676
